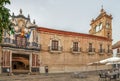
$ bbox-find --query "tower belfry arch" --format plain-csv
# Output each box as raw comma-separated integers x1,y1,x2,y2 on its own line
89,7,113,40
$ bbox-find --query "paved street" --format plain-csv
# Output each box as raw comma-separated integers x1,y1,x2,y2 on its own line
0,71,99,81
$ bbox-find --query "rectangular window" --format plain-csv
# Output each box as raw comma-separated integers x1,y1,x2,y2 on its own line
89,43,92,52
51,40,59,50
117,49,119,53
16,35,27,48
108,45,110,53
16,36,21,47
100,44,102,52
21,37,26,48
73,42,78,51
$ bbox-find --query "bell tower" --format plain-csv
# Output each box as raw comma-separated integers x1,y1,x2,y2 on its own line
89,7,113,39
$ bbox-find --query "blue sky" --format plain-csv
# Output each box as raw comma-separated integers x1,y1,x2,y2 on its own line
6,0,120,44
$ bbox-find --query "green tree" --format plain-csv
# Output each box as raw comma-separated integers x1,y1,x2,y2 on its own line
0,0,12,43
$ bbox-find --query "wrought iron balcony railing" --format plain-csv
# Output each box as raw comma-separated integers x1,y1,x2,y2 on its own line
71,47,81,54
87,48,95,54
3,37,10,43
88,48,95,52
27,42,40,48
3,38,16,46
98,49,105,54
1,40,40,51
48,46,62,54
117,51,120,55
107,50,113,54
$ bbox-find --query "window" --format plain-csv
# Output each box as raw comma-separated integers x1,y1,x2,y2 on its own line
99,23,102,30
100,44,102,52
117,49,120,53
106,21,110,29
49,39,62,53
89,43,92,52
73,42,78,51
21,37,26,47
107,45,110,53
16,36,21,46
16,35,27,48
51,40,59,50
96,25,99,32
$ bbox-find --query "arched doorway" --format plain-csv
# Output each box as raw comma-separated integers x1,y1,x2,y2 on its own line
12,61,26,69
12,54,29,73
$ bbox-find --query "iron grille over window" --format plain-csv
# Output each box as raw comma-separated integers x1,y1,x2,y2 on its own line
117,49,120,53
99,44,105,53
73,42,79,51
107,45,110,53
51,40,59,50
89,43,92,52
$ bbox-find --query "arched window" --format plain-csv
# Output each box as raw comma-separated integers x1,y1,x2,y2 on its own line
106,21,110,28
96,25,99,32
99,23,102,30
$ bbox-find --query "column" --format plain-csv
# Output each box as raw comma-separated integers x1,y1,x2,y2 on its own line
29,54,32,73
10,51,12,74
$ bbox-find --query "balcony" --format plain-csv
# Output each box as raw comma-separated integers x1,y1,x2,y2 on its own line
4,37,10,43
26,42,40,51
87,48,95,54
48,46,62,54
117,52,120,55
27,42,40,48
98,49,105,54
1,40,40,51
2,38,16,46
26,45,40,51
71,47,81,54
27,42,39,47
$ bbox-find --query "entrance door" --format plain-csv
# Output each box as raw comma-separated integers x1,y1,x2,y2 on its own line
12,54,29,73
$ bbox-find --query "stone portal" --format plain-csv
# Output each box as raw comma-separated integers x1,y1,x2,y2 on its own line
12,54,29,73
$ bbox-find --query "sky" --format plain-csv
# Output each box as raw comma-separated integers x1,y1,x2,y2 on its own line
6,0,120,44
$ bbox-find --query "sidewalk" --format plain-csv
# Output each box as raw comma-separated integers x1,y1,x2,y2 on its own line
0,72,98,81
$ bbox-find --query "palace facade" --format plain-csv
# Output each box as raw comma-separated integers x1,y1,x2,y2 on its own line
0,8,113,74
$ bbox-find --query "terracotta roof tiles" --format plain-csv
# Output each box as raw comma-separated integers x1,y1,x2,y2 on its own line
37,27,111,41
